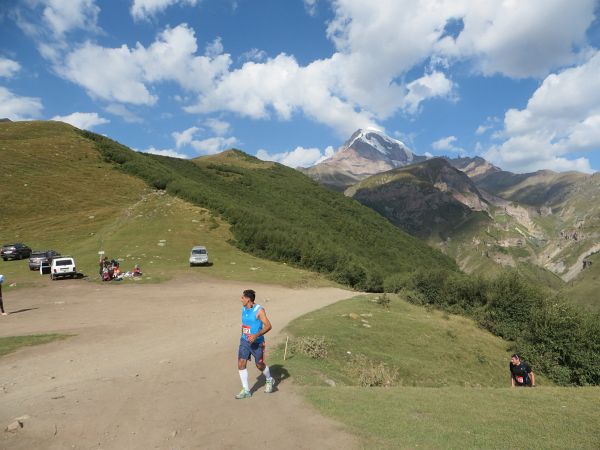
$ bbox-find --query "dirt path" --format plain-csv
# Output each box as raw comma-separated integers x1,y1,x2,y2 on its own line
0,278,358,449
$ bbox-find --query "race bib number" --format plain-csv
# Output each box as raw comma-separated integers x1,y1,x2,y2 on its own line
242,325,251,335
516,376,524,384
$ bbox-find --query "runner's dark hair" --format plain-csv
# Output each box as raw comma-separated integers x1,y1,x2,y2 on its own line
243,289,256,302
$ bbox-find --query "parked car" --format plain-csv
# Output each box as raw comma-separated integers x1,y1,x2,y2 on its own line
189,246,209,266
1,243,32,261
29,250,61,271
50,257,77,280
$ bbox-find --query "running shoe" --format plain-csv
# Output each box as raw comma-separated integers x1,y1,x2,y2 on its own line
235,389,251,399
264,378,274,393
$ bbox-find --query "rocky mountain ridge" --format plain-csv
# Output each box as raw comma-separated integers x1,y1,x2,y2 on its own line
302,129,599,294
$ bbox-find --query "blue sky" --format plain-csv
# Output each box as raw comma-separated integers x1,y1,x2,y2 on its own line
1,0,599,173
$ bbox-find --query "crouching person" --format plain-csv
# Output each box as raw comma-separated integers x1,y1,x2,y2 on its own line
510,354,536,387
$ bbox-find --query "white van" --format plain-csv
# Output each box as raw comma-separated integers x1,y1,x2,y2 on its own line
50,257,77,280
189,246,209,266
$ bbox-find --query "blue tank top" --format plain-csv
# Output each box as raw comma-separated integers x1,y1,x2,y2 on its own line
241,304,264,343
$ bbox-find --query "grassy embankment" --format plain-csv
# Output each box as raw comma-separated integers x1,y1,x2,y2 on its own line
271,295,600,449
0,121,334,288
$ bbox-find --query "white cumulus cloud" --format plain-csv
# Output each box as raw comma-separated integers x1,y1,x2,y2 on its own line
131,0,199,20
432,135,465,155
432,136,458,151
59,24,231,105
172,125,237,154
404,71,455,114
204,118,230,136
191,136,238,155
257,145,335,168
140,146,189,159
172,126,200,148
484,50,600,173
51,111,109,130
0,87,43,120
42,0,100,37
0,58,21,78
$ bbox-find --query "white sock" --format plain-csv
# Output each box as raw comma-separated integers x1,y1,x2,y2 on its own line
239,369,249,391
262,366,272,381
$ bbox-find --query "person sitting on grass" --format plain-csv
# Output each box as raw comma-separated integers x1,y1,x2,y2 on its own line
510,353,536,387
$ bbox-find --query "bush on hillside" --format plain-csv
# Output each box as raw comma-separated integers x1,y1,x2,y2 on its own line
347,354,399,387
394,268,600,386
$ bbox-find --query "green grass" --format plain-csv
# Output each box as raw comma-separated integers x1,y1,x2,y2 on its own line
270,294,599,449
0,121,335,289
305,386,600,449
275,294,521,388
0,334,70,357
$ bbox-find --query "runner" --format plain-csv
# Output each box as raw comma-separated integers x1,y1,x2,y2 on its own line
509,354,536,387
236,289,274,399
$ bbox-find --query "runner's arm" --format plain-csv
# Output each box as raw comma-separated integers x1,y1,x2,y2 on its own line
248,309,272,342
530,371,536,387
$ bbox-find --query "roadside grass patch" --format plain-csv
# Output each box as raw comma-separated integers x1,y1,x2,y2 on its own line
0,334,71,357
306,386,600,449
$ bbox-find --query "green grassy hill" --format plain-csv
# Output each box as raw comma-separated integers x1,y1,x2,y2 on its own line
79,127,457,290
0,121,335,288
563,251,600,310
273,294,600,449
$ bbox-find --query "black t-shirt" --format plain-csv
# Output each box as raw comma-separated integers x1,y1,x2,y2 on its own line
510,362,532,386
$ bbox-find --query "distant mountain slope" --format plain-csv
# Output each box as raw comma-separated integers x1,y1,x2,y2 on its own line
81,128,457,290
446,156,501,180
301,128,426,191
346,158,489,239
475,169,588,206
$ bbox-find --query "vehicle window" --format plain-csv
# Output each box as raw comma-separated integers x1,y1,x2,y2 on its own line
55,259,74,266
192,249,207,254
31,252,46,258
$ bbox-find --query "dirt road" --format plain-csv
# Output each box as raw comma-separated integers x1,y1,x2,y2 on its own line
0,277,357,449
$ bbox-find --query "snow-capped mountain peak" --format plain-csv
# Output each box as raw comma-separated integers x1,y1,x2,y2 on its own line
300,128,426,191
346,128,409,156
341,128,417,164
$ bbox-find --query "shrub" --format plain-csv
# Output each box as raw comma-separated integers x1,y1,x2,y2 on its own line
347,354,398,387
375,293,391,309
291,336,328,359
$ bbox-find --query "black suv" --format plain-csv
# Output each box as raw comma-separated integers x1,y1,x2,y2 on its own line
1,243,32,261
29,250,61,271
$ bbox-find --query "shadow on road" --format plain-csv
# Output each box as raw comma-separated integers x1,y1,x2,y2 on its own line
250,364,290,394
7,307,39,315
